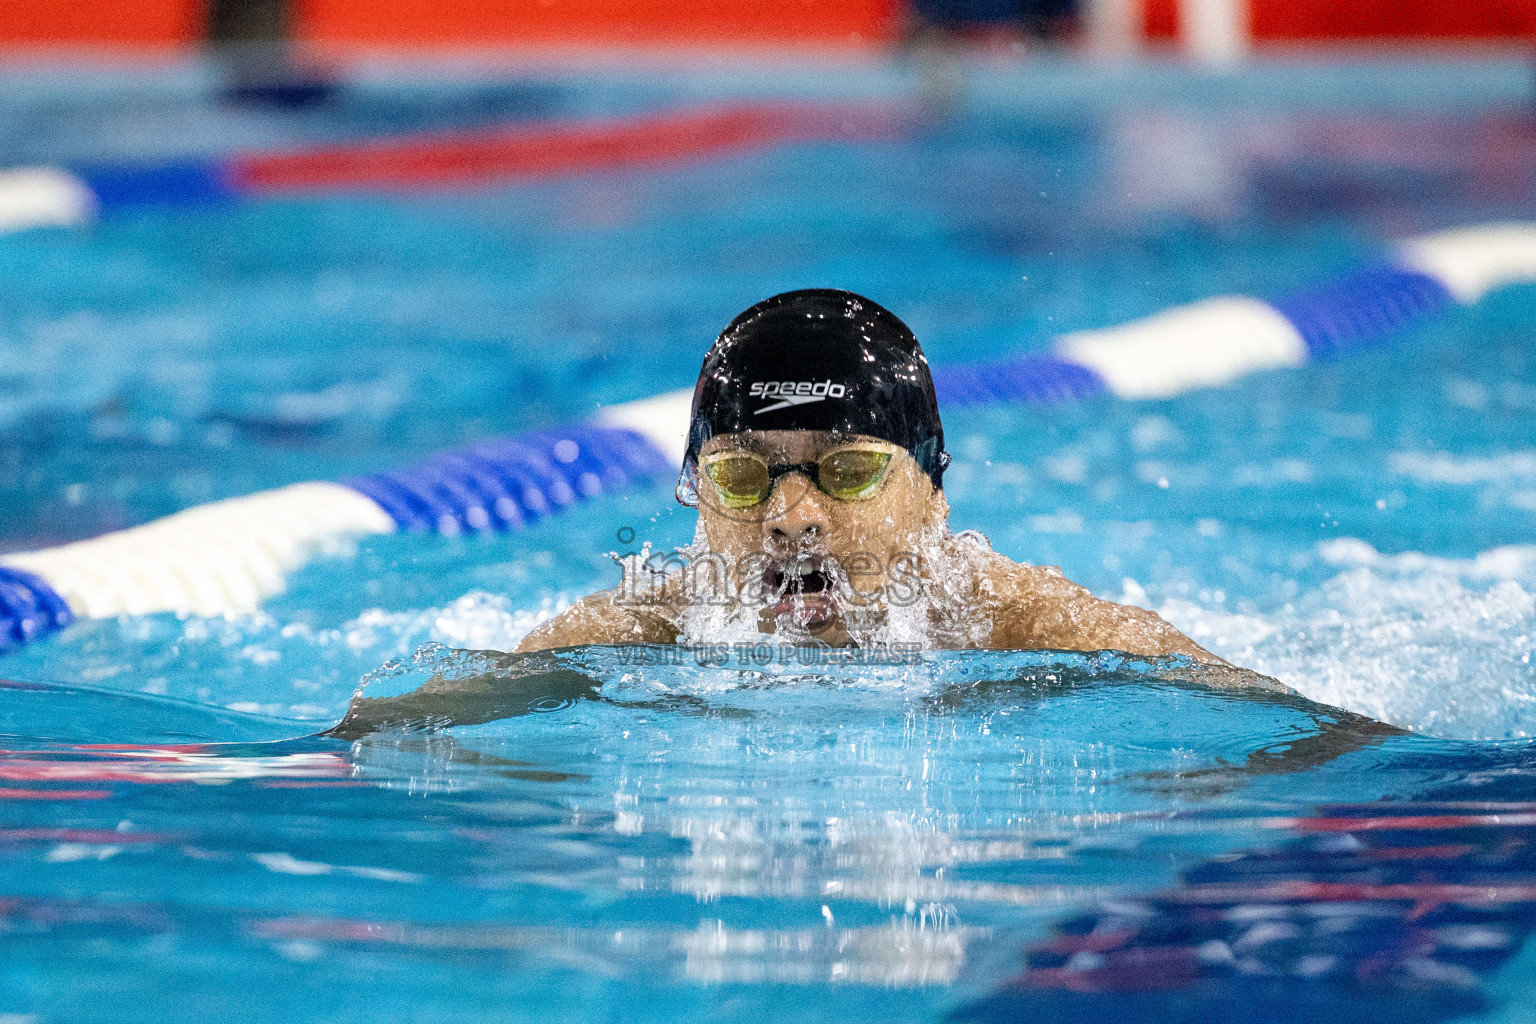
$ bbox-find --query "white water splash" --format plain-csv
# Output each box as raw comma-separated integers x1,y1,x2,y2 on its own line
346,591,566,655
1390,451,1536,485
671,522,996,652
672,527,776,647
1155,539,1536,740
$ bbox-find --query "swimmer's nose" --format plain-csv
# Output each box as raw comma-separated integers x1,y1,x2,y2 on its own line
768,472,827,549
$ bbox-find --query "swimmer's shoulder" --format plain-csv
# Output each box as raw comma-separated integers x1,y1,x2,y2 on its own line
947,536,1227,665
515,587,680,653
950,534,1076,604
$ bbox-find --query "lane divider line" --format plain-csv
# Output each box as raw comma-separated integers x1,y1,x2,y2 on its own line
342,424,672,536
0,568,74,654
2,483,393,621
2,222,1534,648
934,224,1536,405
1055,296,1308,400
0,167,98,233
0,101,907,224
233,102,906,193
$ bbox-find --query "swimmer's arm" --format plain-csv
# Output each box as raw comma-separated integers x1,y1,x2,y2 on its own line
982,563,1227,665
514,588,680,653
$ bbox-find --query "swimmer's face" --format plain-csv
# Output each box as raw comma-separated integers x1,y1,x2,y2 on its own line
693,430,947,642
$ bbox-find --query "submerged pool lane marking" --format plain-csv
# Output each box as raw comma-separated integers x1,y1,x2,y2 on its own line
2,222,1536,649
955,801,1536,1019
0,100,907,226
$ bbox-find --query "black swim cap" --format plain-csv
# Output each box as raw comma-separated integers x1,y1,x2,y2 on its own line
679,289,948,503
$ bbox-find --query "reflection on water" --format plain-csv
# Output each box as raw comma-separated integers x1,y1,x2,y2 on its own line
0,661,1533,1020
251,914,975,987
677,919,975,986
961,801,1536,1023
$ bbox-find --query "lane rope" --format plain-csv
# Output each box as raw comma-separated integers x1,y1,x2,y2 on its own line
0,101,906,223
3,222,1534,650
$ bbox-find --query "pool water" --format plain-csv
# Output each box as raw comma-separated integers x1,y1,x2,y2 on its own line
3,52,1536,1022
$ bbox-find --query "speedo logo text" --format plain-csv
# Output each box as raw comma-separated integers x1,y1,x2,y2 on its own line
751,380,847,414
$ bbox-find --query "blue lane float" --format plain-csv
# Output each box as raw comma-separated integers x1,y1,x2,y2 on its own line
0,568,74,655
933,354,1108,408
3,222,1536,648
344,425,674,535
1271,266,1455,360
73,160,239,212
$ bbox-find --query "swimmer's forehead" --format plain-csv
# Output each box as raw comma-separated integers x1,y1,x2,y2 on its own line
698,430,895,460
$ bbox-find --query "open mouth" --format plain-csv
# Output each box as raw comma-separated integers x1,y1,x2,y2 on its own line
765,558,837,627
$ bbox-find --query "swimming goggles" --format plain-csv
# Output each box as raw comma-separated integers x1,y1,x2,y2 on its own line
696,442,896,509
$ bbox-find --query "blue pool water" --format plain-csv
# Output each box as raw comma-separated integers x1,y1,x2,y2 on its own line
3,52,1536,1022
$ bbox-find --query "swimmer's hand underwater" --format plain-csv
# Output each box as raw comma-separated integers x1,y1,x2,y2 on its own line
517,289,1224,667
325,649,600,739
326,643,1281,740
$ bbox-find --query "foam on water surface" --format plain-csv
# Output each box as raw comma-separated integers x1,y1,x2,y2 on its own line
1155,539,1536,740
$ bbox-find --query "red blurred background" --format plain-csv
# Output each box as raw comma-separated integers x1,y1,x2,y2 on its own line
0,0,1532,51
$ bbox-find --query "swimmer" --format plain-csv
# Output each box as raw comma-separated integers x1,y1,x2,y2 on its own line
516,289,1223,663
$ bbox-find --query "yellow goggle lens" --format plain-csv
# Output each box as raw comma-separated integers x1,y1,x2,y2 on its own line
700,444,897,508
817,448,892,501
703,454,771,508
